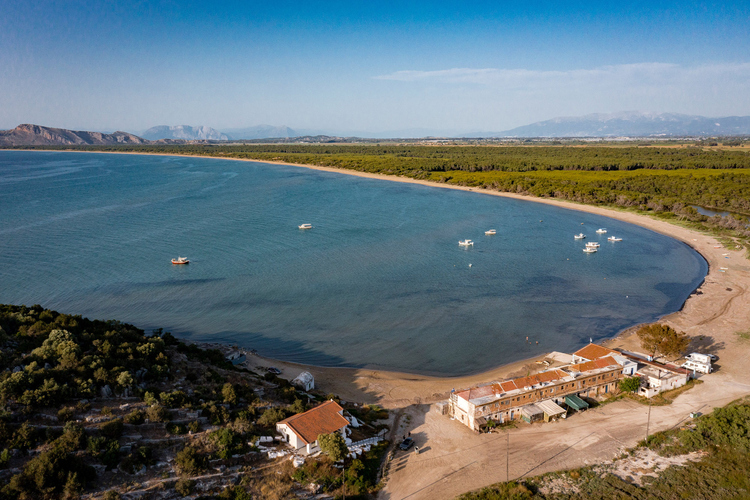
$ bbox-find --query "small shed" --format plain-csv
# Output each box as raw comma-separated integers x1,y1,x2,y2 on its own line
292,371,315,392
519,404,544,423
537,400,567,421
565,394,589,411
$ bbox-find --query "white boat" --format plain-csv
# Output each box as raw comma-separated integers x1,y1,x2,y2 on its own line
485,229,497,235
596,228,608,234
586,242,600,248
583,247,598,253
171,256,189,265
574,233,586,239
298,223,313,229
608,236,622,242
458,239,474,247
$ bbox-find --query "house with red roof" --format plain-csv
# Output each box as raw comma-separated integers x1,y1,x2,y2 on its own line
276,400,349,455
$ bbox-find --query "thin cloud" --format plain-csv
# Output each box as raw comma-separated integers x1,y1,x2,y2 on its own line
374,62,750,89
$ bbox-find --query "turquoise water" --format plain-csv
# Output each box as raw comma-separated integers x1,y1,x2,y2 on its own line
0,151,706,376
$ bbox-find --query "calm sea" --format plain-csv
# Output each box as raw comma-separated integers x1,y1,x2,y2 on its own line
0,151,706,376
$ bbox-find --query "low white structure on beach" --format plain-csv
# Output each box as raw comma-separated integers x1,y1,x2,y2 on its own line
681,353,712,374
292,371,315,391
636,365,689,398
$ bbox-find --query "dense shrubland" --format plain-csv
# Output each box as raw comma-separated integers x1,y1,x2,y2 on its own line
0,304,388,499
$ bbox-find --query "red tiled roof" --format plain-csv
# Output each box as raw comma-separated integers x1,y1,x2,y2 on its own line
573,343,618,361
277,400,349,445
568,356,620,372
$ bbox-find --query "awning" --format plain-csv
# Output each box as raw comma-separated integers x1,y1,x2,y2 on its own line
474,416,487,426
519,404,544,418
565,394,589,411
537,399,566,417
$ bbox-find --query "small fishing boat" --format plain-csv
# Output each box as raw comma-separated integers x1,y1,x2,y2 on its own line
298,223,313,229
574,233,586,239
583,247,597,253
485,229,497,235
171,256,189,265
608,236,622,242
586,242,600,248
458,239,474,247
596,228,608,234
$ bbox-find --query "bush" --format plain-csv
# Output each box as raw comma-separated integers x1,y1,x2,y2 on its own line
124,408,145,425
100,418,124,439
257,407,287,427
146,404,170,423
103,491,121,500
57,406,75,422
160,390,188,409
210,428,246,459
167,423,187,435
175,478,195,496
175,446,207,476
619,376,641,393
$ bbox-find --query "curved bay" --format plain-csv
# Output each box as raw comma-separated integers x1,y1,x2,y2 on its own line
0,152,707,376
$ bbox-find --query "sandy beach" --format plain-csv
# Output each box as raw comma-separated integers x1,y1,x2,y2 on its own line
9,149,750,498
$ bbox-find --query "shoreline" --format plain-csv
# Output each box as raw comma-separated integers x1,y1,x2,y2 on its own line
5,149,748,406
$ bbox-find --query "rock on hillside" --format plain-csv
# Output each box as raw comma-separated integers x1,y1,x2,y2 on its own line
0,124,149,146
142,125,228,141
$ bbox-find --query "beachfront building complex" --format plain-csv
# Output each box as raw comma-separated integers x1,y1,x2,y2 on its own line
449,355,622,431
448,343,689,431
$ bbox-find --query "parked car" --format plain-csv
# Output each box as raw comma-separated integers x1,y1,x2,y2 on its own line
266,367,282,375
399,437,414,450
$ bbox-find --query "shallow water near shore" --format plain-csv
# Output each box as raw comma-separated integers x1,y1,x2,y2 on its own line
0,151,707,376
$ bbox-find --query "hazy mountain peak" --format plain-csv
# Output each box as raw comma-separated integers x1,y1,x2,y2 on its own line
142,125,228,141
498,112,750,137
0,124,148,146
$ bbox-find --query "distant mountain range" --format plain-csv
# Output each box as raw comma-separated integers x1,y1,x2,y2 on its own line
0,124,149,146
141,125,228,141
221,125,298,140
3,113,750,147
496,112,750,138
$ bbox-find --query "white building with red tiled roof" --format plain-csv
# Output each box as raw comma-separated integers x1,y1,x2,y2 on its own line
276,400,349,455
573,343,638,376
449,346,627,431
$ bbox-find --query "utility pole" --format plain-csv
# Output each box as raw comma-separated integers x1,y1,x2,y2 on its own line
506,431,510,482
646,400,652,441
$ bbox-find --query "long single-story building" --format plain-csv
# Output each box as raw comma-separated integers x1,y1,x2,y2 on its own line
449,353,622,431
276,400,349,455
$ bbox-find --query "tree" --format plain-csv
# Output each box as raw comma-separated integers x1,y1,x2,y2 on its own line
318,432,347,462
619,376,641,393
116,371,134,389
257,407,287,427
636,323,690,360
175,478,195,496
175,446,207,476
222,383,238,405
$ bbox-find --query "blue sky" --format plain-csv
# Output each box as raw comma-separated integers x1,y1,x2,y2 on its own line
1,1,749,134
